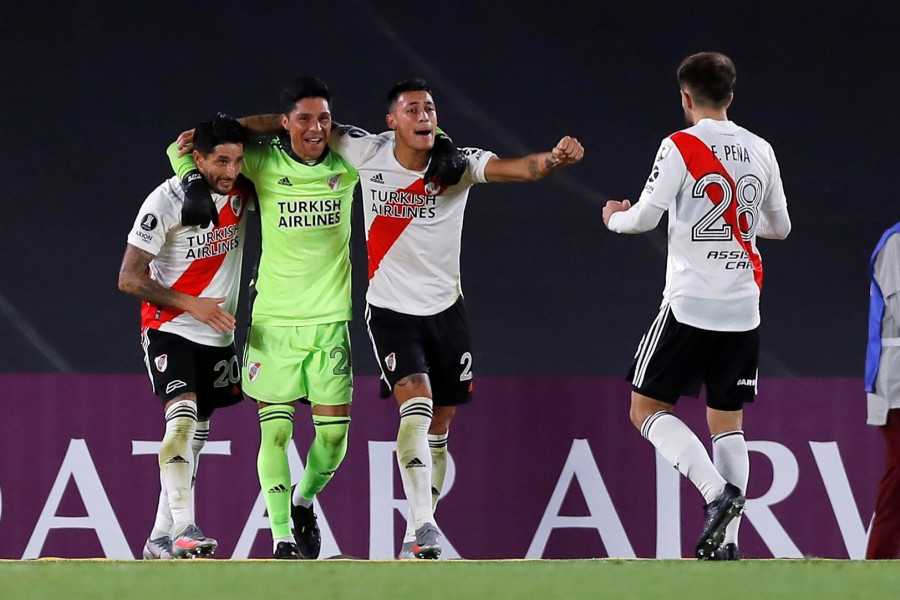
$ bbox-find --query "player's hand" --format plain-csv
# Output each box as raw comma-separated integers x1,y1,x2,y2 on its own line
549,136,584,167
424,133,467,187
180,169,219,228
602,199,631,228
176,129,196,157
186,296,236,333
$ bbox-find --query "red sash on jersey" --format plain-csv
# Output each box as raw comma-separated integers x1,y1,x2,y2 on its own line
669,131,763,290
367,178,449,280
142,180,250,328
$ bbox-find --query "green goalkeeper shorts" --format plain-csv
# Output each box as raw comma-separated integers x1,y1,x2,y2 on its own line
242,321,352,406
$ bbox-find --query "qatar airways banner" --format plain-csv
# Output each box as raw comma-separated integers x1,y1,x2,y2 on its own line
0,374,880,560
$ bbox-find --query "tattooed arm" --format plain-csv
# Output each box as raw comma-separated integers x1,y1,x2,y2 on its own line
117,244,236,333
483,136,584,182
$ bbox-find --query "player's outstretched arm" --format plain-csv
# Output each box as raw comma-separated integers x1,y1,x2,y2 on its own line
484,136,584,182
117,244,236,333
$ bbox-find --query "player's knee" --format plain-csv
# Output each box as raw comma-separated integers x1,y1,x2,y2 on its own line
258,404,295,449
629,404,648,430
265,421,293,449
314,421,350,463
161,399,198,446
259,417,293,449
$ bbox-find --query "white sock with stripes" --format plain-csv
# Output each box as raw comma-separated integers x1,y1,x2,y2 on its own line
189,419,209,522
396,397,435,532
191,420,209,484
641,411,725,503
713,430,748,545
150,470,174,540
403,431,449,544
159,400,198,536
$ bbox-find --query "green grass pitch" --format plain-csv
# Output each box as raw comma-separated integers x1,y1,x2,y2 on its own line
1,559,898,600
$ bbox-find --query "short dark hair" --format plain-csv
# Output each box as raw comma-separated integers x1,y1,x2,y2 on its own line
281,77,331,115
192,113,247,156
386,78,432,111
677,52,736,108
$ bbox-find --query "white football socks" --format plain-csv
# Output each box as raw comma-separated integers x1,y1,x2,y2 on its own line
396,397,435,532
404,430,449,543
159,400,198,536
713,430,748,545
150,469,174,540
429,431,449,511
641,411,725,503
192,419,209,484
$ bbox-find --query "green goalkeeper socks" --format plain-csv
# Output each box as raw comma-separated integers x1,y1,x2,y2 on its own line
297,414,350,501
257,404,295,539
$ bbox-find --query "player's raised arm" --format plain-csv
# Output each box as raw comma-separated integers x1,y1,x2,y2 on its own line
483,135,584,182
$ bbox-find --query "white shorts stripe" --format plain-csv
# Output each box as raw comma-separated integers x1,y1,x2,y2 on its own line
140,327,156,394
633,304,671,388
364,303,390,388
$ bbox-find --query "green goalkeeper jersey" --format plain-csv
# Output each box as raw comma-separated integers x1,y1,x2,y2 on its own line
169,135,357,325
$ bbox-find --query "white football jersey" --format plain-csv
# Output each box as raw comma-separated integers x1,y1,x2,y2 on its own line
331,127,495,315
639,119,787,331
126,175,253,346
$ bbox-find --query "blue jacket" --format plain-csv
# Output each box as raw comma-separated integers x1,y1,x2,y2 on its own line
865,222,900,393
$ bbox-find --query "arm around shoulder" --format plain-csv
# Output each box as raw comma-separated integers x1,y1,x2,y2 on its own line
167,142,198,179
238,114,283,135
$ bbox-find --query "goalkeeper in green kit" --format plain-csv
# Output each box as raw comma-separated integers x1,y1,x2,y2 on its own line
170,77,467,559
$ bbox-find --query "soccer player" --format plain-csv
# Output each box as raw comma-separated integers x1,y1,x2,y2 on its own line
169,78,355,560
865,222,900,559
118,114,253,559
330,78,584,559
602,52,791,560
170,77,466,560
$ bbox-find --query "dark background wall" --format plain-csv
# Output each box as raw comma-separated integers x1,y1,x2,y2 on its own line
2,1,898,378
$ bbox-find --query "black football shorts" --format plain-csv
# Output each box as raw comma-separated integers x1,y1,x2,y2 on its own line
142,328,243,417
628,304,759,411
366,297,474,406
